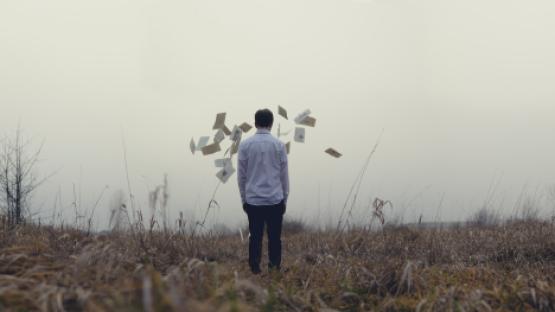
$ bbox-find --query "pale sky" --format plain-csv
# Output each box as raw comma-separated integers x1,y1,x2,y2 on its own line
1,0,555,230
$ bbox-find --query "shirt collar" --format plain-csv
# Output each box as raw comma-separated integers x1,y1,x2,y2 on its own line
256,128,271,135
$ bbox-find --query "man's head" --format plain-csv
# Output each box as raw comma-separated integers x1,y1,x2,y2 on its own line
255,109,274,129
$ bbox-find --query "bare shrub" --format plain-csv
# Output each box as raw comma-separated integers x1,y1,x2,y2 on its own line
518,195,541,221
211,223,233,236
549,186,555,217
282,217,308,235
0,127,45,226
467,207,500,227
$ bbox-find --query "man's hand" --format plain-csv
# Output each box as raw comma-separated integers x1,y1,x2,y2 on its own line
243,203,248,213
282,201,286,215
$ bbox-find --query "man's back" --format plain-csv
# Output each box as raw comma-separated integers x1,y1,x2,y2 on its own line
238,109,288,274
238,129,289,206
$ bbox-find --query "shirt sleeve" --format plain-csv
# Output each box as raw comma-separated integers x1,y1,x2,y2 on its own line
237,141,248,204
280,143,289,204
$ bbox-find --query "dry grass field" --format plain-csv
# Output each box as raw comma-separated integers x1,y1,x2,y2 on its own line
1,219,555,311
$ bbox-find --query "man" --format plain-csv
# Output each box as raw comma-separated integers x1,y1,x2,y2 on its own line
238,109,289,274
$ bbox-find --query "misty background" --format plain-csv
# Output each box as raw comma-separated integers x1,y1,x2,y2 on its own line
1,0,554,230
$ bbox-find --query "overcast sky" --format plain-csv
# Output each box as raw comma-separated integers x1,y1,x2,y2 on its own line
1,0,554,230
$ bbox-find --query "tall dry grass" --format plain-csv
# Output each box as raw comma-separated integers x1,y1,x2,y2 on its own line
1,218,555,311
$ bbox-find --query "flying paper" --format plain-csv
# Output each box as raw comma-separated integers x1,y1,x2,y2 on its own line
231,139,241,155
215,158,232,168
224,159,234,172
189,138,196,155
239,122,253,133
222,125,232,136
214,129,225,143
216,164,236,183
278,106,288,120
300,116,316,127
325,148,342,158
294,127,306,143
277,124,292,138
196,136,210,151
230,125,242,142
285,142,291,155
294,109,311,124
212,113,227,130
201,142,221,155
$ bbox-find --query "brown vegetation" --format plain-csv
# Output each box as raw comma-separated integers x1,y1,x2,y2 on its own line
1,220,555,311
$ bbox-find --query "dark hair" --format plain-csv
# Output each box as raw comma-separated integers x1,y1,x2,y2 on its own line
255,109,274,128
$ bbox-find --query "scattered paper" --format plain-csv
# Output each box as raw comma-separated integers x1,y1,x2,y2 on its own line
277,124,292,138
216,165,236,183
230,125,242,142
214,129,225,143
215,158,232,168
325,148,342,158
239,122,253,133
212,113,227,130
196,136,210,151
201,142,221,155
300,116,316,127
278,106,288,120
294,127,306,143
231,139,241,155
224,159,234,172
189,138,196,155
193,108,340,183
294,109,311,124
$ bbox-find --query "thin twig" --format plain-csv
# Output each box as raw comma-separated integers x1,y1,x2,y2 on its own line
336,129,384,234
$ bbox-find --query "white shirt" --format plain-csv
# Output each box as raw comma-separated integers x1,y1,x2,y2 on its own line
238,128,289,206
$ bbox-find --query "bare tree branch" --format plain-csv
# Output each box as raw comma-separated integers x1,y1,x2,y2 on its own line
0,126,46,226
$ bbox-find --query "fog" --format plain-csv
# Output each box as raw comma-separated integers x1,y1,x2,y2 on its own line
1,0,555,230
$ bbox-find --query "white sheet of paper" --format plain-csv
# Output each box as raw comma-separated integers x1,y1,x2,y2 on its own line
230,125,242,142
215,158,232,168
294,109,311,124
214,159,225,167
294,127,306,143
281,129,292,137
189,138,196,155
231,139,241,155
196,136,210,151
224,158,234,172
216,166,236,183
277,124,292,138
214,129,225,143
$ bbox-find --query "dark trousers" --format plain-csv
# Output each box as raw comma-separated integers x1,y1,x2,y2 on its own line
245,201,285,270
